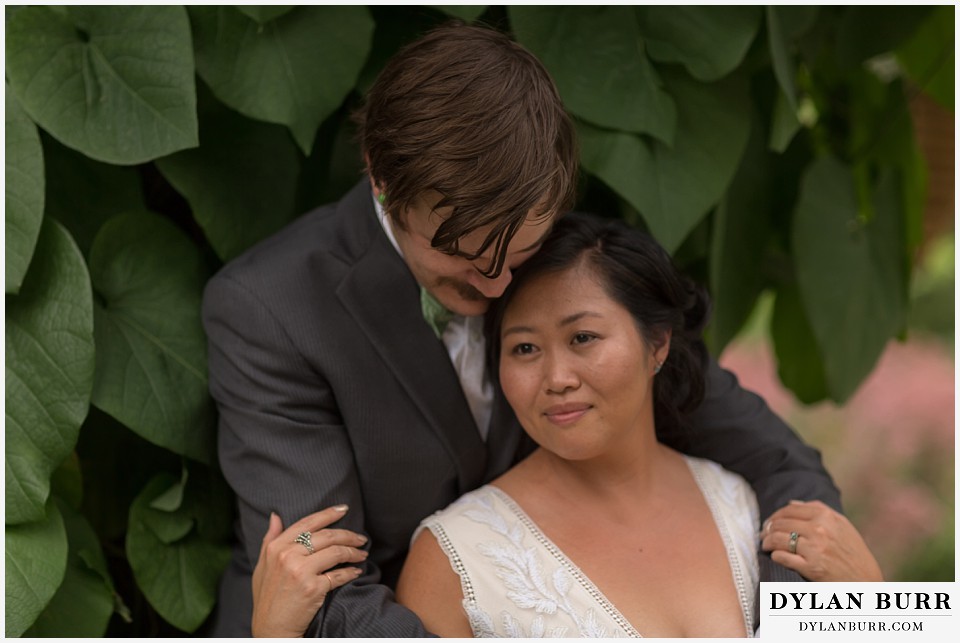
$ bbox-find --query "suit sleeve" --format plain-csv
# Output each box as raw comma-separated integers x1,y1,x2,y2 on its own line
661,357,842,582
202,273,431,637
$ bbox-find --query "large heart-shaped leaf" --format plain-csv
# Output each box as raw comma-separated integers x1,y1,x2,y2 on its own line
297,109,365,209
236,5,294,24
49,451,83,512
792,158,907,402
896,6,954,110
437,6,488,22
190,5,374,154
5,501,68,637
24,499,115,637
127,472,232,632
708,120,773,354
88,212,215,464
768,90,802,153
156,96,300,262
766,5,818,112
636,6,762,82
510,5,676,143
6,220,94,524
578,72,750,253
5,84,45,295
42,137,146,258
858,77,927,257
771,283,829,404
5,6,197,165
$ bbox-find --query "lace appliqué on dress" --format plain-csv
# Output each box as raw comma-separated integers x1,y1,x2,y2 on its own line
456,492,623,638
423,457,757,639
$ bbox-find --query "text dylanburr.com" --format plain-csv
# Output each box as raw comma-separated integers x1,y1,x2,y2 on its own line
760,582,955,641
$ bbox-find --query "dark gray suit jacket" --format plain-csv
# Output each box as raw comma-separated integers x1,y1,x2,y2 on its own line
202,179,840,637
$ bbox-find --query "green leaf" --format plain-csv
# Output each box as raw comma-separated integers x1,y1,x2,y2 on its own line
437,6,487,22
297,108,365,211
236,5,294,24
156,96,300,262
150,463,188,512
191,5,375,154
708,121,773,354
353,9,444,95
860,79,927,259
841,74,921,303
127,473,232,632
636,6,762,81
5,6,197,164
896,5,954,110
5,5,27,20
143,467,194,545
578,72,750,253
89,212,216,464
510,5,676,143
146,508,195,546
908,237,955,341
901,133,929,259
24,499,115,638
792,158,907,402
42,136,146,258
5,84,45,295
771,283,829,404
766,5,818,112
50,452,83,512
769,89,802,153
76,407,181,541
836,5,935,69
6,219,95,524
5,501,68,637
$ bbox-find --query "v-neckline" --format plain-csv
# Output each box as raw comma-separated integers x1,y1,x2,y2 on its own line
484,485,644,637
485,454,754,638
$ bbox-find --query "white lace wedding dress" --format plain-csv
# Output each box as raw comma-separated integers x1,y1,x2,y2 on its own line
415,455,759,638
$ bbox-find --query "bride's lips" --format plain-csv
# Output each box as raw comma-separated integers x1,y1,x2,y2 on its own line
543,403,592,426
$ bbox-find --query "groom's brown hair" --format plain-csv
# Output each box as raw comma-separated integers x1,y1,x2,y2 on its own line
354,22,578,278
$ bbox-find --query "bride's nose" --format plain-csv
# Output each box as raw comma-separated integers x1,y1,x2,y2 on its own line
543,352,580,394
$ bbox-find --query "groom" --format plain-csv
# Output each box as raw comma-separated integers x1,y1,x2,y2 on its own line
202,23,840,637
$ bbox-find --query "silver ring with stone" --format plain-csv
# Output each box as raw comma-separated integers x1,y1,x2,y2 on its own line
295,531,315,555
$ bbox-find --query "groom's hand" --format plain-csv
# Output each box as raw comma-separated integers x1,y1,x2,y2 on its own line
761,500,883,582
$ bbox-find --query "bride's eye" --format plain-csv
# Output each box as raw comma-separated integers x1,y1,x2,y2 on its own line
510,342,537,356
572,333,597,345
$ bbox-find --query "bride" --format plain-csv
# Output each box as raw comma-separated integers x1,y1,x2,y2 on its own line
250,214,882,637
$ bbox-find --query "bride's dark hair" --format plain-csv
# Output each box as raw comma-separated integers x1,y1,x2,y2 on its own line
486,212,710,437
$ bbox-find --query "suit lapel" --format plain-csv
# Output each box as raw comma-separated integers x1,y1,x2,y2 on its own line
335,185,487,494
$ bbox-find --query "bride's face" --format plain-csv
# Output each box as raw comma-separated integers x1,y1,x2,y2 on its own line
497,261,667,462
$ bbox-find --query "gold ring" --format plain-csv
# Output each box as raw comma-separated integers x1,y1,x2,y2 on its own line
788,531,799,555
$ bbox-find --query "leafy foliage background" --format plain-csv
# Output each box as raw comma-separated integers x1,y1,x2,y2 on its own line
4,5,954,636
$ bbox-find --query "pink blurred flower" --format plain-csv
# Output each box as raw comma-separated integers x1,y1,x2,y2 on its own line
719,334,954,580
857,484,944,572
845,341,955,457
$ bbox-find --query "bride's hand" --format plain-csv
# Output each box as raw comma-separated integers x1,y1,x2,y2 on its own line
761,500,883,582
251,505,369,637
